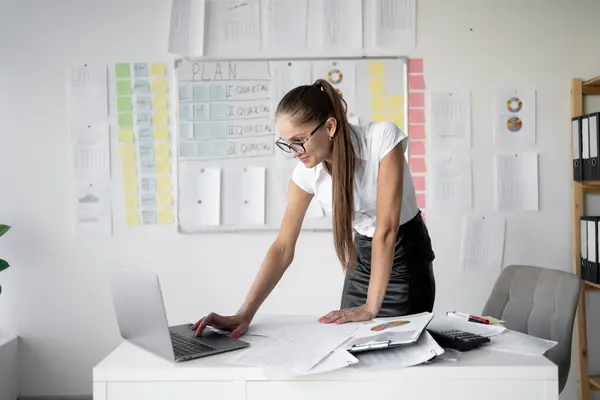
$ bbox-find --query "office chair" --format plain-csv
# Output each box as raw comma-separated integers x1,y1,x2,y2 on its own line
481,264,581,394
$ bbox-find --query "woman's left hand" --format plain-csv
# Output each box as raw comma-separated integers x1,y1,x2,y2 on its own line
318,304,376,324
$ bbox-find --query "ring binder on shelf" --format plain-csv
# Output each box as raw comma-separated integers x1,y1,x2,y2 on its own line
573,116,583,181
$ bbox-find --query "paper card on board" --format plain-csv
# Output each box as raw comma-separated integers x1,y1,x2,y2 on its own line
238,167,266,225
196,167,221,226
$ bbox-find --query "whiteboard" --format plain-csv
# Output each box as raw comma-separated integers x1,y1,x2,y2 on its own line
175,57,407,233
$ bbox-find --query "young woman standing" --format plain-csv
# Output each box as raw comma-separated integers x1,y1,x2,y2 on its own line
193,79,435,338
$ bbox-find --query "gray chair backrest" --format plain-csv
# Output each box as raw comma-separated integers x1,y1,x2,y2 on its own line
481,264,581,394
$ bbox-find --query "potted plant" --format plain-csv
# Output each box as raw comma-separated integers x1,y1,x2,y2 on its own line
0,224,18,400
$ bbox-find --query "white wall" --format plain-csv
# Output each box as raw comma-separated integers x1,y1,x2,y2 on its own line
1,0,600,398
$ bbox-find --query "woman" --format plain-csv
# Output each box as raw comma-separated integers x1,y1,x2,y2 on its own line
192,79,435,338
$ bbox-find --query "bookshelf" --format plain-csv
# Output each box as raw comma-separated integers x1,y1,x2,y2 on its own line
572,76,600,400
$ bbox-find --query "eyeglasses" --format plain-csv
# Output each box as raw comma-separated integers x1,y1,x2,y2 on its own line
275,120,327,155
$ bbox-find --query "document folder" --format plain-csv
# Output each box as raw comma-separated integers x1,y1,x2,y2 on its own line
583,216,599,283
583,115,591,181
589,112,600,181
581,217,589,281
573,116,583,181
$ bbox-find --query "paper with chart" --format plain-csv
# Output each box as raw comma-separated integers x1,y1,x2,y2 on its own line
269,61,312,118
168,0,206,56
494,89,536,148
429,154,472,211
264,0,307,52
460,215,506,271
320,0,362,50
205,0,261,54
495,153,538,211
429,90,471,150
73,181,112,238
70,124,111,182
66,64,108,125
375,0,416,50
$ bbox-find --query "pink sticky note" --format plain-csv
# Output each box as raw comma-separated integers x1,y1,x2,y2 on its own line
409,109,425,124
416,193,426,209
409,93,425,108
408,58,423,74
410,157,426,173
413,176,426,192
410,140,425,156
409,125,425,139
409,75,425,90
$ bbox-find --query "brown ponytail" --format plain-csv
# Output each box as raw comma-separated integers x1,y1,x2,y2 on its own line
276,79,357,272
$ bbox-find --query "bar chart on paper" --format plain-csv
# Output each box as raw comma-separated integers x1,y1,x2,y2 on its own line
175,57,407,233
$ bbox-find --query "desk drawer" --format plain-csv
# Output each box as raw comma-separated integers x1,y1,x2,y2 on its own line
107,382,243,400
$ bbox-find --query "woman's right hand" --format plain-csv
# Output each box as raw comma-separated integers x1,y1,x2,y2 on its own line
191,312,251,338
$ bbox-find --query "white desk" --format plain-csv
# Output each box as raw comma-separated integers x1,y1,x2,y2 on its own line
93,337,558,400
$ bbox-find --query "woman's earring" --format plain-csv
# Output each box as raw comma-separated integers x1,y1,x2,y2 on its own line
329,136,333,142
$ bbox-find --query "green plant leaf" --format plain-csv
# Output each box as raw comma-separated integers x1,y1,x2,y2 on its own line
0,225,9,238
0,259,9,272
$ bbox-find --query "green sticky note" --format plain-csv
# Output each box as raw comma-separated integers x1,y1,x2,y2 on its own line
117,97,133,112
116,80,131,95
118,113,133,128
115,63,130,78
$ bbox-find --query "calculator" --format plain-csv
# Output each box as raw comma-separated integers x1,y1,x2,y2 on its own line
427,329,491,352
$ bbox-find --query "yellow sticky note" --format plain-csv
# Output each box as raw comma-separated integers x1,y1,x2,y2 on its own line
119,145,136,160
155,143,170,158
388,94,404,111
372,113,387,122
151,78,168,93
371,96,386,112
126,211,141,226
157,176,172,191
123,176,138,192
369,62,385,77
150,62,166,76
389,112,404,127
158,208,173,224
370,79,385,94
157,192,172,206
124,194,139,209
119,129,134,143
156,158,171,174
152,95,168,110
153,111,168,125
154,126,170,141
122,160,137,176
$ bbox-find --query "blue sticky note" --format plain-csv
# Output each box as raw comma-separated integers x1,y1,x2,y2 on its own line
194,104,210,120
179,142,196,158
178,84,193,101
136,95,152,111
142,210,157,225
210,84,227,101
140,157,156,174
134,80,151,94
137,111,152,125
134,63,149,78
179,123,193,139
137,126,154,142
194,84,210,101
141,193,157,207
179,104,193,121
139,143,154,159
141,177,157,193
210,103,228,120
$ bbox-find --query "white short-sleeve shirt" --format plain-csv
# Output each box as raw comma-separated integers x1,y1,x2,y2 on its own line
291,121,419,237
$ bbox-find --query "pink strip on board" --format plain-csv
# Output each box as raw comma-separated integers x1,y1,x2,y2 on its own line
413,176,426,192
409,92,425,108
410,157,426,173
410,140,425,156
409,125,425,139
408,58,423,74
408,75,425,90
409,109,425,124
416,193,426,209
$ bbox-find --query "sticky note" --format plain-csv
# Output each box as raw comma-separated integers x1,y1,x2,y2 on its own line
117,97,133,112
151,78,168,93
371,96,386,112
410,140,425,156
115,63,130,78
416,192,426,209
142,210,157,225
154,126,170,141
138,126,154,142
157,192,172,206
122,160,137,176
150,62,166,77
141,193,156,207
123,177,138,192
410,157,426,173
390,112,404,127
156,176,172,191
119,145,136,160
372,113,386,122
152,95,168,110
408,75,425,90
156,158,171,174
158,208,173,224
134,80,151,93
124,194,140,209
126,211,141,226
118,113,133,128
409,109,425,124
141,177,156,193
370,79,385,94
116,80,131,95
133,63,149,78
137,112,152,125
153,111,168,125
408,58,424,74
118,129,134,143
413,176,426,192
369,62,385,77
155,144,170,158
409,124,425,138
409,92,425,107
136,95,152,111
388,94,404,111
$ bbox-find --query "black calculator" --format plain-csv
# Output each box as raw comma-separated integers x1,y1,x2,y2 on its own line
427,329,491,352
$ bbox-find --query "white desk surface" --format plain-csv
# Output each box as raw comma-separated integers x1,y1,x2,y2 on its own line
93,336,556,383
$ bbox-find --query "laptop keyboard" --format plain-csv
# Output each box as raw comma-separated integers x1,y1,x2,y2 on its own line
170,331,215,358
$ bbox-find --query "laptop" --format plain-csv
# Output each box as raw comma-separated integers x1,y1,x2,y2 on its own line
107,263,249,362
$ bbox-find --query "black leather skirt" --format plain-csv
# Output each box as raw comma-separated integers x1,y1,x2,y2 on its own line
340,211,436,318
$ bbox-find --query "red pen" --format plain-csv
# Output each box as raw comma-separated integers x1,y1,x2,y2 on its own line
468,315,490,324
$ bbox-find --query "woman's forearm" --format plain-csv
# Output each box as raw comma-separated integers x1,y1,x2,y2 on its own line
237,242,293,320
365,230,397,314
